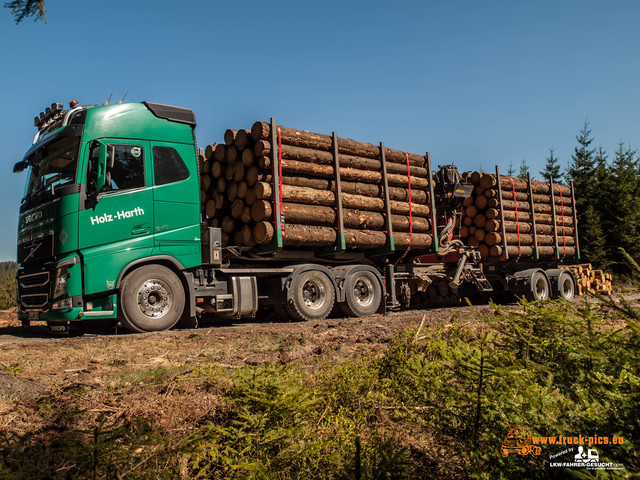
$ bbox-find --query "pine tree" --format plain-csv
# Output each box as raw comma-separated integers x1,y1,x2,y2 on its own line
539,148,562,183
517,158,530,180
607,142,640,266
565,120,596,197
506,160,515,177
580,205,608,268
566,121,598,264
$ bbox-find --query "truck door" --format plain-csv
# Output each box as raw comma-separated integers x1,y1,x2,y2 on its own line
78,140,154,295
150,142,201,267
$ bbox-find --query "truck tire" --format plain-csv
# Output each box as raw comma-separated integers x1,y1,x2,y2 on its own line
285,270,335,322
554,270,576,301
525,271,550,302
339,270,382,317
118,265,186,332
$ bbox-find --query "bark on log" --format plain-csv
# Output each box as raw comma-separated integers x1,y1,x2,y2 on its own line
485,208,566,224
257,144,430,178
486,198,573,216
478,173,571,196
483,189,573,205
253,222,432,250
251,121,427,167
251,200,431,232
484,219,575,235
491,245,576,257
254,182,430,216
249,173,428,203
485,232,576,247
254,158,430,190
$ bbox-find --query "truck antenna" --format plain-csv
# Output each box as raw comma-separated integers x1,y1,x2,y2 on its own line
117,91,128,104
103,92,114,106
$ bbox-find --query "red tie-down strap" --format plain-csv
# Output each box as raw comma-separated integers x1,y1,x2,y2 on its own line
394,153,413,266
277,126,285,236
510,177,521,256
559,185,566,253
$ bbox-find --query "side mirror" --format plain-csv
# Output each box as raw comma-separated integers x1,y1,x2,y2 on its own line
13,160,28,173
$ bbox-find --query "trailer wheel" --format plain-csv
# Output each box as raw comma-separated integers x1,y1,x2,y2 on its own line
285,270,335,322
525,271,550,302
118,265,185,332
555,270,576,301
339,271,382,317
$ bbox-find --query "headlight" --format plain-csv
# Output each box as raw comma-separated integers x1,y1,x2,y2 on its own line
53,266,68,299
51,297,73,310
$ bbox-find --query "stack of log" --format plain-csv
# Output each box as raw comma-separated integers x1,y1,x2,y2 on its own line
422,278,462,305
198,121,434,251
560,264,613,295
459,172,577,259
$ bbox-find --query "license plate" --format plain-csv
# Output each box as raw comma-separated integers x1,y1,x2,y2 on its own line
27,311,40,321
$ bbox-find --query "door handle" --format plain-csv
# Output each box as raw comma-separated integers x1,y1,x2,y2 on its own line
131,225,150,236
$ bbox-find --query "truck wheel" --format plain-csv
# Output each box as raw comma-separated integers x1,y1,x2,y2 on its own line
556,270,575,301
525,271,550,302
118,265,186,332
285,270,335,322
339,271,382,317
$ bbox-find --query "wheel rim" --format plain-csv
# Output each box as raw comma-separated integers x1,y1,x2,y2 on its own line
136,279,172,319
534,276,548,301
560,276,574,299
301,278,326,311
353,276,375,308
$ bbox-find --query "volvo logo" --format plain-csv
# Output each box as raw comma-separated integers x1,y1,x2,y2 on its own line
23,211,43,225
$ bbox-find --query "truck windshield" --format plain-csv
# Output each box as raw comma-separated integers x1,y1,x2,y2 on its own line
23,136,80,199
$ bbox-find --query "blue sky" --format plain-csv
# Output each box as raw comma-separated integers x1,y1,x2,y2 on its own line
1,0,638,260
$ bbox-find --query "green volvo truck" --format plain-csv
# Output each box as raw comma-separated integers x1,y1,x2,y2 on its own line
14,100,578,333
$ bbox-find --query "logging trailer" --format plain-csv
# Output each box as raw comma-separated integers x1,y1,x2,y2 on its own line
14,100,581,333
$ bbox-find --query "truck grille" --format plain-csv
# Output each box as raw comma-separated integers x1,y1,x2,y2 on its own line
18,264,53,312
18,233,54,265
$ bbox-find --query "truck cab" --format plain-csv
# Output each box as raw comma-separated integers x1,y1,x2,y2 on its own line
15,101,201,331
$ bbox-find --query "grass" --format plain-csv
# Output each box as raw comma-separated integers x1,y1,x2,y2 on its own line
0,297,638,479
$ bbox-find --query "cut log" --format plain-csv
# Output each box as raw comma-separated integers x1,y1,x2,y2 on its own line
241,148,255,167
485,232,576,247
484,219,575,236
250,173,428,203
257,144,430,178
214,144,226,161
251,200,431,232
254,158,430,190
253,222,432,250
224,129,238,146
479,173,571,196
254,182,430,216
483,189,573,205
234,129,251,149
231,199,245,219
237,181,248,199
205,199,215,219
486,198,573,216
227,181,238,201
251,121,427,167
211,161,223,178
225,146,238,164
